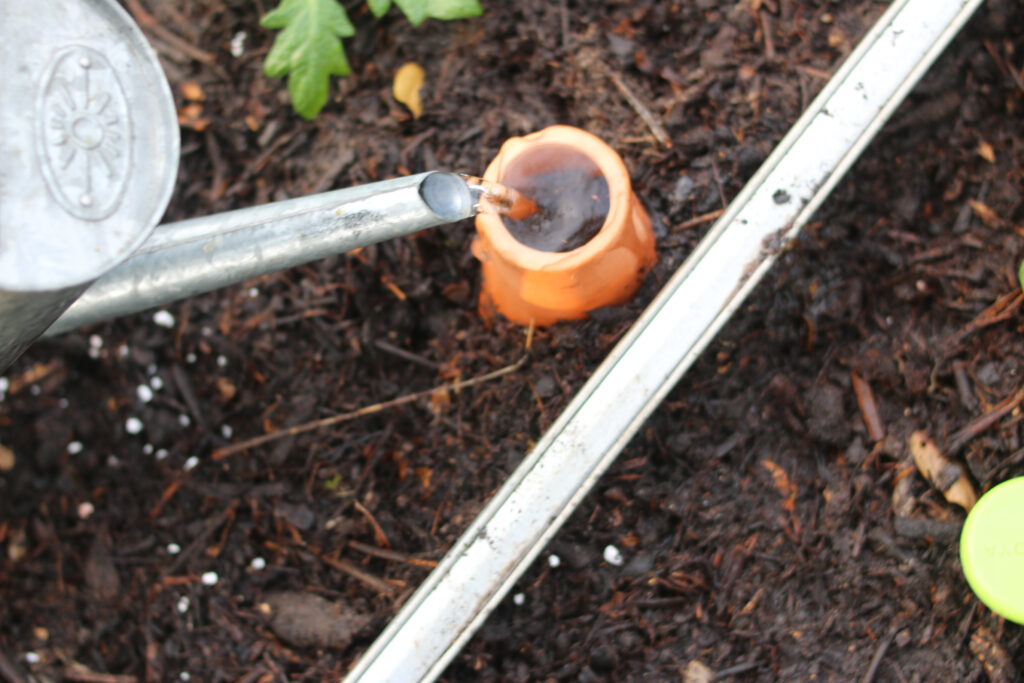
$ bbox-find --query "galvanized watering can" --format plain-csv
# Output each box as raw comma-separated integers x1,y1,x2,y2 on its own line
0,0,475,373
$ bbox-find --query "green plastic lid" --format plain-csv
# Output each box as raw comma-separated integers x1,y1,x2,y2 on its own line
960,477,1024,624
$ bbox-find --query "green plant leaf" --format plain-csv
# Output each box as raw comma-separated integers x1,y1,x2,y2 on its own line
1019,260,1024,293
261,0,356,119
367,0,392,18
392,0,482,26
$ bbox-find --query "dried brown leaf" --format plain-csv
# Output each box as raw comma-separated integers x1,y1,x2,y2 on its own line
393,62,425,118
968,198,1001,227
908,431,977,511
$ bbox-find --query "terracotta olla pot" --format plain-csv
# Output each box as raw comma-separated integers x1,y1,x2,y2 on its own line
472,126,656,326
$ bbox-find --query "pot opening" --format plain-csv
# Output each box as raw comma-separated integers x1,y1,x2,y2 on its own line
498,143,610,253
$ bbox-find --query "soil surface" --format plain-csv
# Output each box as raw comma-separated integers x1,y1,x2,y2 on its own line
3,1,1024,681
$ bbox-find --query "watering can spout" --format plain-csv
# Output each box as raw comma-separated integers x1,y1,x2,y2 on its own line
43,171,476,338
0,0,478,372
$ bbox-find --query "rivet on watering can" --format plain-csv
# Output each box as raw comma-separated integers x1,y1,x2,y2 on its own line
472,125,657,326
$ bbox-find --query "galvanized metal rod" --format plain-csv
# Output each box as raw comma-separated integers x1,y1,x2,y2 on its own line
344,0,985,680
45,172,474,336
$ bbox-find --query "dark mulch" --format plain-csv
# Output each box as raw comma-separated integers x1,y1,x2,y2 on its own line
2,0,1023,681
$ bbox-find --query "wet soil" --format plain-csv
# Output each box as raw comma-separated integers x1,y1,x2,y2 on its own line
2,0,1024,681
502,147,609,252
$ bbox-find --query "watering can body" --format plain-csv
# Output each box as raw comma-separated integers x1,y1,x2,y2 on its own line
0,0,179,370
0,0,474,374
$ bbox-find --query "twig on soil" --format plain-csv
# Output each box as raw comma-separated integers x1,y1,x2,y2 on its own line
559,0,571,52
0,650,27,683
352,499,390,548
862,623,901,683
164,503,238,575
349,540,438,569
307,549,400,595
946,385,1024,456
212,355,528,459
64,664,138,683
373,339,441,370
946,290,1023,353
709,156,729,210
671,209,725,233
124,0,222,75
608,71,671,148
851,371,885,441
759,10,775,59
714,660,761,680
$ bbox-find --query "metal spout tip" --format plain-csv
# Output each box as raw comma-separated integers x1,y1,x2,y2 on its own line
420,172,474,222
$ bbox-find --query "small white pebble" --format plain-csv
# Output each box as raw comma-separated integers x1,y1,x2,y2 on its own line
118,344,130,359
150,375,164,391
89,334,103,349
142,443,154,456
220,424,233,439
176,596,190,614
603,544,624,566
512,592,525,606
201,571,218,586
77,501,95,519
548,554,561,568
29,385,41,396
185,353,197,364
66,441,83,455
230,30,247,58
167,542,181,555
248,286,259,298
106,455,121,468
146,363,158,376
178,414,191,428
88,347,101,359
137,384,154,403
153,310,175,328
201,326,213,337
179,672,191,682
24,652,40,664
125,416,144,434
183,455,199,472
58,398,69,409
250,557,267,571
0,378,8,393
155,448,169,461
216,355,228,368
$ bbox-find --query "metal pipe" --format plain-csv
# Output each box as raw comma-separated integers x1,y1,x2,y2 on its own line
343,0,985,679
45,172,474,336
